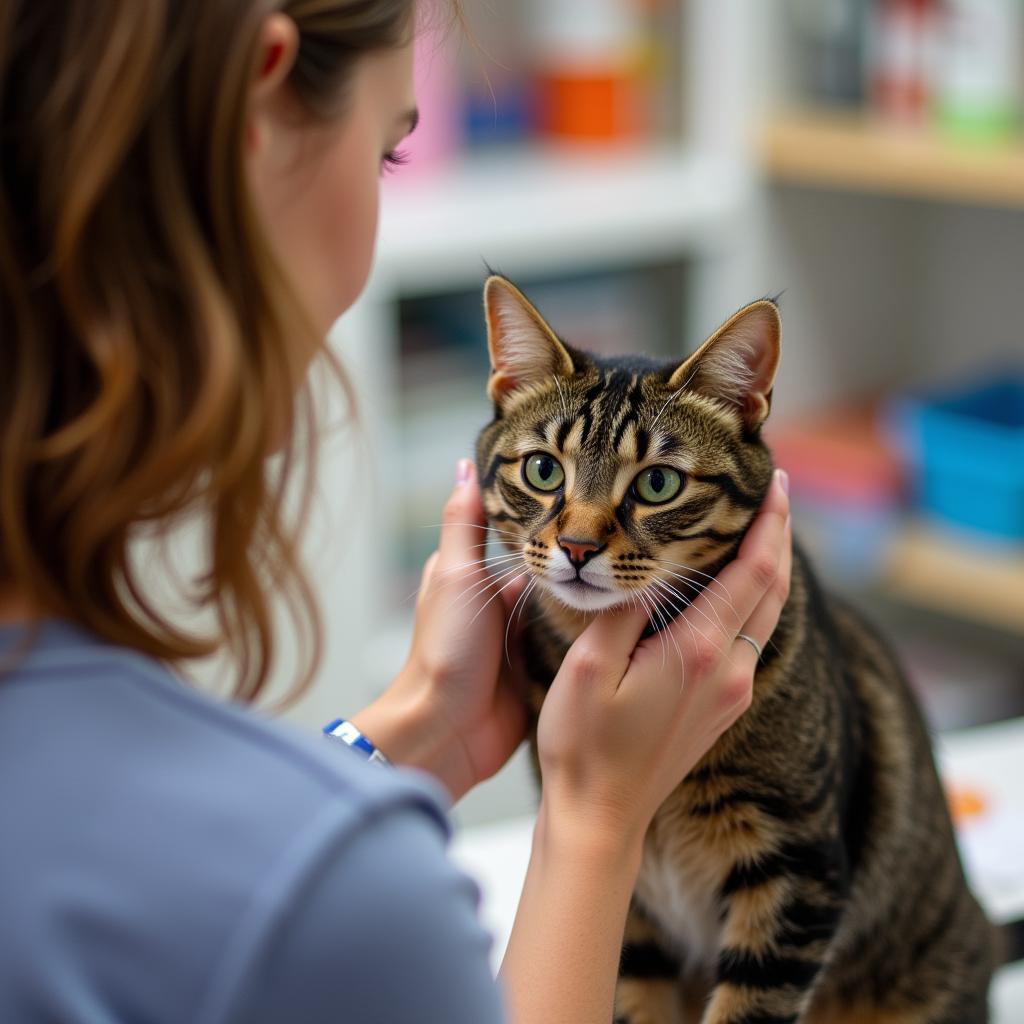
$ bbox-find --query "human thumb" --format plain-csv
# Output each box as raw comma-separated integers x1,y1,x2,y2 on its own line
437,458,487,568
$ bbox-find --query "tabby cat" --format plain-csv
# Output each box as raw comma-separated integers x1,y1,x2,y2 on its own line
474,275,996,1024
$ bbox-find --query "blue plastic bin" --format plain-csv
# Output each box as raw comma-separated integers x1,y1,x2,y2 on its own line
901,376,1024,541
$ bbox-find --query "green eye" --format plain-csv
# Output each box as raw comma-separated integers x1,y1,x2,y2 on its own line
633,466,683,505
523,452,565,492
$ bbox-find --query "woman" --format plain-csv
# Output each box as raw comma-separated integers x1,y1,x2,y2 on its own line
0,1,792,1022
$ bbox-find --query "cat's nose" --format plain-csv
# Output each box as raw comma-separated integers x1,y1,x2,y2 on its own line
558,536,605,568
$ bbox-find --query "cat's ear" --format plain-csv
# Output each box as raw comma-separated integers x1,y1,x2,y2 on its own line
668,299,781,431
484,276,575,405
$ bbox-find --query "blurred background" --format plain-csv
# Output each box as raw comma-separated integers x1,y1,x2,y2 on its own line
273,0,1024,999
272,0,1020,883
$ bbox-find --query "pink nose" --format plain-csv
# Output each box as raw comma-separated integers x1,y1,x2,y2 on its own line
558,536,604,567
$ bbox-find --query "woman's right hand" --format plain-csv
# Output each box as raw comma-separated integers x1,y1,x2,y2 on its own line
535,469,792,856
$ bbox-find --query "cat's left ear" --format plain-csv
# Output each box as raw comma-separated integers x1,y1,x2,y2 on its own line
484,276,575,406
668,299,781,431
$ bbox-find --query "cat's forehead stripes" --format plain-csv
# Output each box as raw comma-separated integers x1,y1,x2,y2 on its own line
613,420,650,465
554,368,653,462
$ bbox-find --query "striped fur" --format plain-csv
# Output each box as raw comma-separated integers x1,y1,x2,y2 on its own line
474,277,996,1024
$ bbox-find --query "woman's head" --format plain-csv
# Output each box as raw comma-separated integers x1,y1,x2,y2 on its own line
0,0,420,699
248,4,417,335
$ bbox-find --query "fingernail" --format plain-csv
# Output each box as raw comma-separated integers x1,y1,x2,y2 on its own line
776,469,789,496
456,458,472,486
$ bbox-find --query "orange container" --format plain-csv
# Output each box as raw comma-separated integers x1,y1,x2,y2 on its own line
535,68,646,142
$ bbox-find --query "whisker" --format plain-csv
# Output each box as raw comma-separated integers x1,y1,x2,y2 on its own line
650,579,734,670
435,551,525,579
468,568,532,628
416,521,524,541
425,560,527,603
642,563,739,634
644,583,685,678
464,539,522,553
649,557,737,603
505,577,537,667
650,594,671,673
422,552,525,597
450,562,529,615
453,562,527,615
649,372,697,435
653,575,730,639
633,586,667,672
647,581,704,687
649,558,740,626
647,581,688,675
552,376,571,423
655,592,680,674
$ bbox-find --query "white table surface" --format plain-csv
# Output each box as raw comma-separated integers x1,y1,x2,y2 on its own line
452,716,1024,1022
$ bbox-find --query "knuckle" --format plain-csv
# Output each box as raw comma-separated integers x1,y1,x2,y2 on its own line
689,641,719,678
749,554,779,591
565,643,604,684
774,575,791,604
420,649,452,686
442,489,469,523
723,672,753,713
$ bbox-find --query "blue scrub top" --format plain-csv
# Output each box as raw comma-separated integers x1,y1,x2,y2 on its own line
0,621,507,1023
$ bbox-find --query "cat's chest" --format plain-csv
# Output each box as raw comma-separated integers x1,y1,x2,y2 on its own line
633,805,726,971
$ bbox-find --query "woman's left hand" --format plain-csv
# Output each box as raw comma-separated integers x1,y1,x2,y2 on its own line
352,459,530,800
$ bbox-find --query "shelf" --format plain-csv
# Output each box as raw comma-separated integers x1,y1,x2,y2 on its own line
759,109,1024,209
374,146,753,295
883,524,1024,636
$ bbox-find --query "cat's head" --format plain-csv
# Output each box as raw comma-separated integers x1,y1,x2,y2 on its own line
475,275,780,615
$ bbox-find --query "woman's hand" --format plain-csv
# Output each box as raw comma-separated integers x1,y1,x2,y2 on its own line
536,469,792,856
353,459,529,800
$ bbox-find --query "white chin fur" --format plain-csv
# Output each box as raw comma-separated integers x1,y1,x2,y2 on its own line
546,581,628,612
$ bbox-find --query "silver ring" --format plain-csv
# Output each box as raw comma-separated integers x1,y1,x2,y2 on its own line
736,633,762,660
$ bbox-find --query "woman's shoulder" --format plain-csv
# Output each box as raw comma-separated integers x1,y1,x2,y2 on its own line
0,617,450,829
0,621,495,1023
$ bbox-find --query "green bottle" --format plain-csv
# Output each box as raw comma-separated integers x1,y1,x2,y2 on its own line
935,0,1023,144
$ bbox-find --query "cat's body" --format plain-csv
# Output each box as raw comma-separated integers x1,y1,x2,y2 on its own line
474,277,996,1024
519,546,994,1024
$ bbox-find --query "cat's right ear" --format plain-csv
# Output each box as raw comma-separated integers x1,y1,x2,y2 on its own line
484,276,575,405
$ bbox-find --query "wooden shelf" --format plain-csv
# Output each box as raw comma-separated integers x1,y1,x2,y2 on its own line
759,109,1024,209
883,524,1024,636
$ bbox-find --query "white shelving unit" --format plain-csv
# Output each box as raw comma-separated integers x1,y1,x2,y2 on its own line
374,147,753,295
278,0,764,824
281,0,1024,828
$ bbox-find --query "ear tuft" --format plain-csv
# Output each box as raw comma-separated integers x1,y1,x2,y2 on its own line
484,276,575,405
668,300,781,431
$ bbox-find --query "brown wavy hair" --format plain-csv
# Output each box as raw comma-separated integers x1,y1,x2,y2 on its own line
0,0,419,701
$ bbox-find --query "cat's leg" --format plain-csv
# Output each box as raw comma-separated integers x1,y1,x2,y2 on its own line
697,858,844,1024
614,905,692,1024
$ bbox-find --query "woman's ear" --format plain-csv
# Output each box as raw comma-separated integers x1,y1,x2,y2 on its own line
246,13,301,158
484,276,575,406
668,299,781,432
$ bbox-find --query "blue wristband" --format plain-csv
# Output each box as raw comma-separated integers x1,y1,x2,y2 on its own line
323,718,392,766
